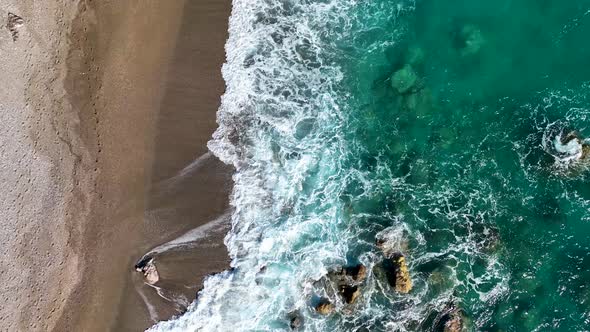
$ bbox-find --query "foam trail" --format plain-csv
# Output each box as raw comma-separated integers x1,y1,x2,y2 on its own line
152,152,214,195
141,211,231,258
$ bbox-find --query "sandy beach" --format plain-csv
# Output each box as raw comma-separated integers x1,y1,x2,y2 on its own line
0,1,231,331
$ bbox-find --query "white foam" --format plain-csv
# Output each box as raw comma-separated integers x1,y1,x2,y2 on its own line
143,211,231,258
149,0,354,330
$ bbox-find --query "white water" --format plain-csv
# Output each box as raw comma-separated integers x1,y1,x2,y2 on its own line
148,0,353,330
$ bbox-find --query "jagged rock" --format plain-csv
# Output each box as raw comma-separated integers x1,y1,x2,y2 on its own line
322,264,366,305
7,13,24,42
344,264,367,282
134,256,159,285
391,64,418,94
392,254,412,293
459,24,485,56
381,253,412,293
544,129,590,169
339,284,360,304
315,299,334,315
583,144,590,160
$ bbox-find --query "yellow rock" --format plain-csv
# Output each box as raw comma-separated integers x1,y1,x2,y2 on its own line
394,255,412,293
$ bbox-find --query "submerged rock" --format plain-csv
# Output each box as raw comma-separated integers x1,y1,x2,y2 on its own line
428,266,455,295
543,127,590,171
459,24,485,56
376,227,409,258
7,13,24,42
391,64,418,94
134,256,159,285
405,45,425,66
287,311,303,330
433,303,467,332
315,299,334,315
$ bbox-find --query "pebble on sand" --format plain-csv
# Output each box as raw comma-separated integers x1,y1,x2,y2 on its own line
134,256,160,285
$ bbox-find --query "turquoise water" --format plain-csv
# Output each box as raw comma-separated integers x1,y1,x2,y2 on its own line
151,1,590,331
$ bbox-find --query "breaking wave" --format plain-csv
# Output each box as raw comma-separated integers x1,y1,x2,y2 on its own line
149,0,590,331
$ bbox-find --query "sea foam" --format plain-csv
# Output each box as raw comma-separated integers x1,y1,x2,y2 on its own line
149,0,354,330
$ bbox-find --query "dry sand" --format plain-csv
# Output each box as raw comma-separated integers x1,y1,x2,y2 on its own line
0,0,231,331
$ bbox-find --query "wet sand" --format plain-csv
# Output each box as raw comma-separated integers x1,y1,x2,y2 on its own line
0,0,231,331
114,0,234,325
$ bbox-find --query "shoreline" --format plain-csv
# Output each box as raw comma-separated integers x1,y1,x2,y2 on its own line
0,1,232,331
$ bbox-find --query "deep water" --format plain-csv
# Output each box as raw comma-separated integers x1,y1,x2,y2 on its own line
151,1,590,331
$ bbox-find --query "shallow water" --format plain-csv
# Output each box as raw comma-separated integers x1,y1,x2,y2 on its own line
151,1,590,331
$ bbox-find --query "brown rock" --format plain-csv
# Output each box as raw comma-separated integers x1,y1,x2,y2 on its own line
444,314,463,332
380,253,412,293
434,303,466,332
339,285,360,304
345,264,367,282
315,300,334,315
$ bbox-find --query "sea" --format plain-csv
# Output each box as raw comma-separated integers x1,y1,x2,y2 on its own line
150,0,590,330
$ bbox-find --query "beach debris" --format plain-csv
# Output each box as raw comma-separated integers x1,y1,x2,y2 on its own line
391,64,418,94
433,302,467,332
7,13,24,42
134,256,160,285
315,299,334,315
458,24,485,56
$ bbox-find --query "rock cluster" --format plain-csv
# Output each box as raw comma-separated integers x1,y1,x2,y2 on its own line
312,263,367,316
329,264,367,305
